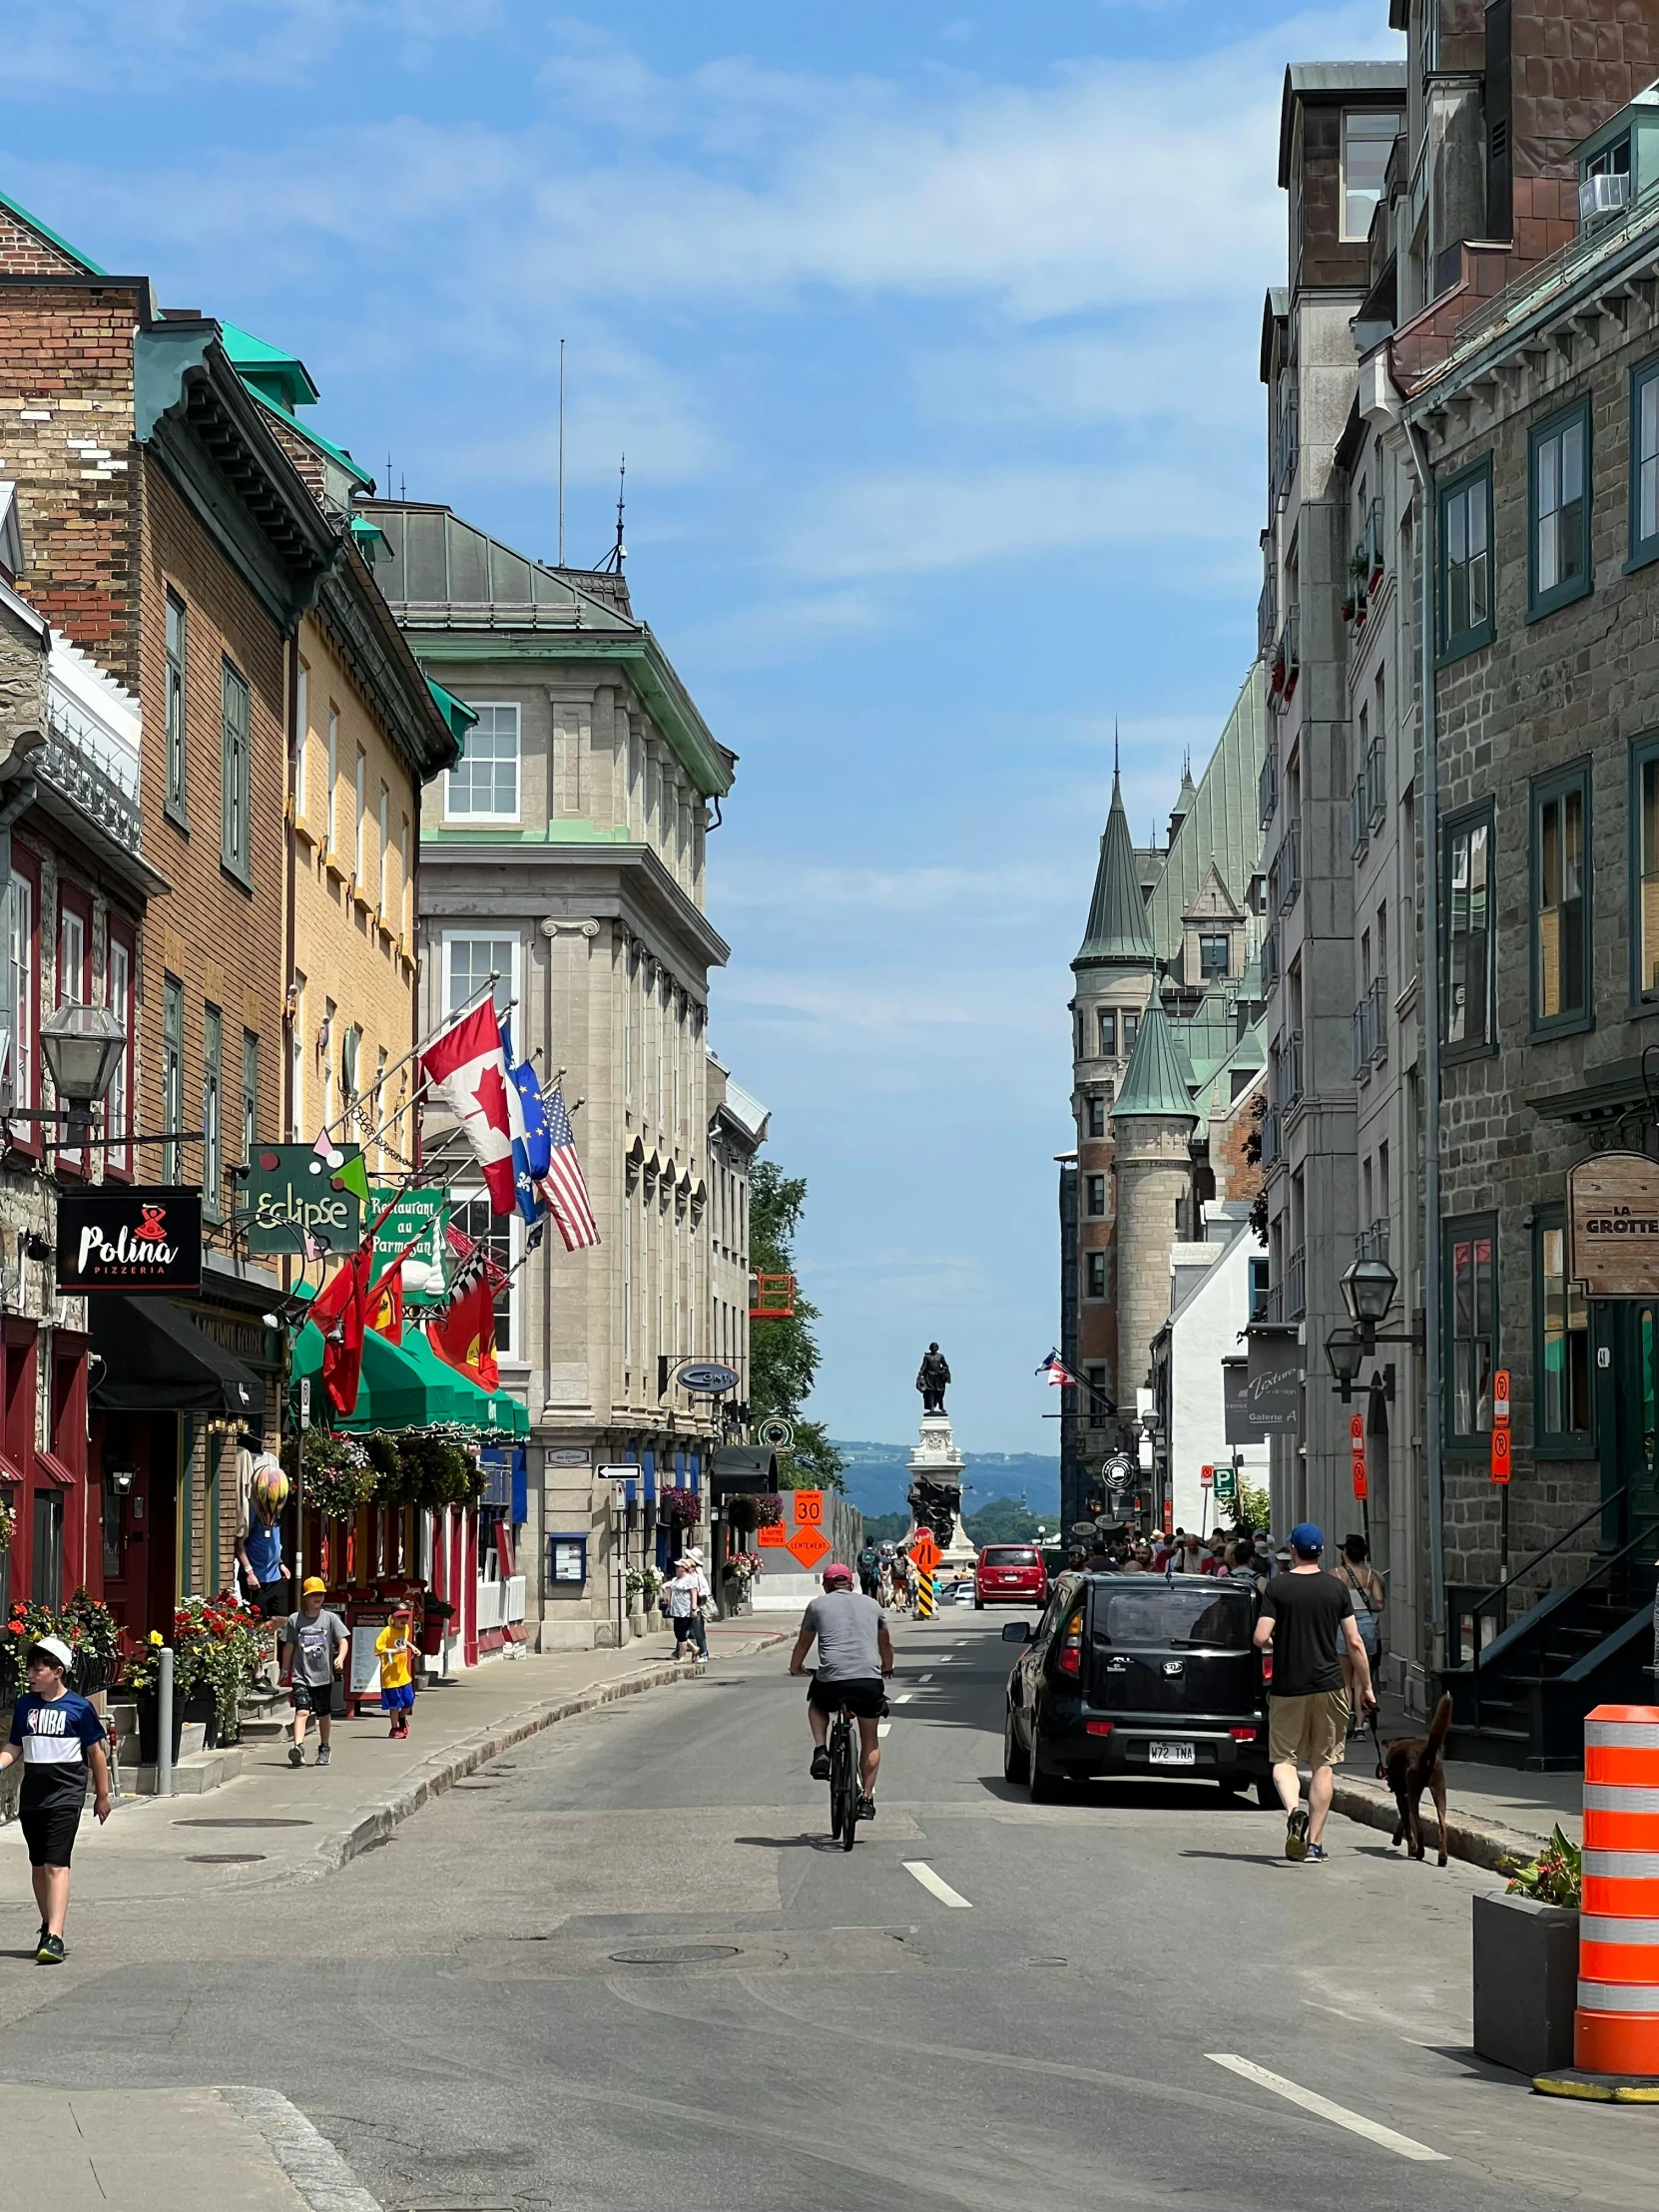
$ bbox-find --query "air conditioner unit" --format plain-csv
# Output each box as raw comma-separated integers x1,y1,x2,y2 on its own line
1579,171,1632,225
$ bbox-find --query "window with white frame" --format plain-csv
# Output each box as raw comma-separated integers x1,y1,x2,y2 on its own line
2,872,34,1120
450,1190,518,1360
353,748,366,881
294,659,309,819
378,783,389,913
326,708,339,852
445,934,516,1017
448,702,520,821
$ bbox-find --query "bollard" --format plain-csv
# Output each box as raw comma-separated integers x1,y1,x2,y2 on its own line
157,1645,175,1800
1573,1704,1659,2077
917,1569,934,1620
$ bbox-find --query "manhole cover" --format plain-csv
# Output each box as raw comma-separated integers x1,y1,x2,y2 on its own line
608,1943,742,1965
186,1853,266,1865
173,1818,313,1830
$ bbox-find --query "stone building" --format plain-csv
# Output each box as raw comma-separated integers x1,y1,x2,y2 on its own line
366,498,746,1649
1060,671,1268,1532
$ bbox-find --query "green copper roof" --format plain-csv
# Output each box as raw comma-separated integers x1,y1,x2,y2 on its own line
426,678,479,743
219,321,321,412
1145,662,1266,964
1112,996,1198,1121
1075,773,1155,967
0,189,105,276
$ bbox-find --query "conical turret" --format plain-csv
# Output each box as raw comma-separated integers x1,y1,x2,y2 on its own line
1075,773,1155,969
1113,995,1198,1121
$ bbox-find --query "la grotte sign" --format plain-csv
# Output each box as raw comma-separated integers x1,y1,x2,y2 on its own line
1568,1150,1659,1299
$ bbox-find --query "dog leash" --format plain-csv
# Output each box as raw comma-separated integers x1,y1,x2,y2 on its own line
1367,1708,1385,1780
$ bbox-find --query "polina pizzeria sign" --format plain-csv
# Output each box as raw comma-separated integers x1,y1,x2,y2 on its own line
55,1186,203,1294
1568,1151,1659,1300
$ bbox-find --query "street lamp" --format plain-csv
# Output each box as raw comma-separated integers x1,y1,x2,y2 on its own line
1340,1255,1397,1328
1325,1328,1368,1404
39,1001,127,1143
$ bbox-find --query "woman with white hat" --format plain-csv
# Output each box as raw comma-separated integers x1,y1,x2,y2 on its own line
665,1549,710,1660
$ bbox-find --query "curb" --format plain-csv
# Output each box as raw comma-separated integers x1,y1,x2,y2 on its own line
323,1631,787,1874
220,2086,386,2211
1332,1774,1552,1874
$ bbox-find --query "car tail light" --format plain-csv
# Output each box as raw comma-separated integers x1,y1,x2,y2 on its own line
1230,1726,1257,1743
1085,1720,1115,1738
1057,1609,1085,1677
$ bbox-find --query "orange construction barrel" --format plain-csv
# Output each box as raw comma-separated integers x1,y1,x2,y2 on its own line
1575,1704,1659,2077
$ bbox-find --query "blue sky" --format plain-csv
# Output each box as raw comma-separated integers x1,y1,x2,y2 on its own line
6,1,1399,1450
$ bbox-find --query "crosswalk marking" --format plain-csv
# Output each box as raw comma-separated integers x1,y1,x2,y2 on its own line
1206,2055,1447,2162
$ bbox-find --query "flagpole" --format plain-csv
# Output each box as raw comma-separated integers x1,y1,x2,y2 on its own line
321,975,517,1147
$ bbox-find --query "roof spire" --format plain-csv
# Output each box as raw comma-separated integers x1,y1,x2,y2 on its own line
1112,996,1198,1122
1075,773,1155,970
1114,718,1120,780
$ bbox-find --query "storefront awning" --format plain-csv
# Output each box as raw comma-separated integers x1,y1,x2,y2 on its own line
91,1296,264,1419
289,1320,433,1432
396,1327,529,1436
709,1445,779,1493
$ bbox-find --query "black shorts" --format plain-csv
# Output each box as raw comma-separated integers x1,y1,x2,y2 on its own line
808,1675,886,1720
19,1800,82,1869
248,1576,290,1619
290,1681,333,1714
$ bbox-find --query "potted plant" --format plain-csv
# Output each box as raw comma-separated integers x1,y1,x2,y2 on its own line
169,1592,268,1747
1472,1826,1581,2075
657,1486,701,1532
299,1427,377,1523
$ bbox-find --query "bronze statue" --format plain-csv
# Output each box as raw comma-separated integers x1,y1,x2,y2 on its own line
916,1343,950,1414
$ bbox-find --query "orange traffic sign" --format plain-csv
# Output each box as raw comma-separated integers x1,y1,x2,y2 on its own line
791,1488,825,1527
757,1519,789,1548
788,1525,831,1570
1350,1413,1366,1448
1200,1464,1213,1489
909,1529,939,1572
1490,1424,1512,1485
1493,1369,1511,1425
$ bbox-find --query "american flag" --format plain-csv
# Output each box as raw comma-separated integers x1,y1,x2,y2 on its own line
537,1085,600,1251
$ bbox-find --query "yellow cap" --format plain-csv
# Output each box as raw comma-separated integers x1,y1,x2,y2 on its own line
301,1575,327,1595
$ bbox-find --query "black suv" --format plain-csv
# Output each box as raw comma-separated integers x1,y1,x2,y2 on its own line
1002,1572,1271,1804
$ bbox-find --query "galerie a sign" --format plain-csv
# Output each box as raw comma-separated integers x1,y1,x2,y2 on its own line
57,1186,202,1292
240,1145,364,1256
1569,1151,1659,1299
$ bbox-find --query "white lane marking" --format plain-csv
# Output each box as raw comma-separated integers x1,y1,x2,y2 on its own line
904,1861,972,1910
894,1693,913,1704
917,1672,933,1683
1206,2055,1447,2162
877,1722,892,1740
937,1655,954,1663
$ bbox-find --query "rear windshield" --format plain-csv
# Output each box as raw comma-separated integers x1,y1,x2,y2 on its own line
1093,1586,1253,1651
981,1547,1039,1566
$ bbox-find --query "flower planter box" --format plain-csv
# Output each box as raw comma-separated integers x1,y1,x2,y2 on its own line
1472,1891,1578,2075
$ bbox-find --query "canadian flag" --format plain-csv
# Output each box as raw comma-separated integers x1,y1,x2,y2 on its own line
420,1002,516,1213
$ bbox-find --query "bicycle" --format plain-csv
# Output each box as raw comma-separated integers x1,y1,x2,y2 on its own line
824,1687,865,1852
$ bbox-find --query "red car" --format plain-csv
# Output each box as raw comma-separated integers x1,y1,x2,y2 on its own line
974,1544,1049,1610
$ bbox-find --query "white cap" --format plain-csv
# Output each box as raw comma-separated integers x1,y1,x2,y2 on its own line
29,1634,74,1672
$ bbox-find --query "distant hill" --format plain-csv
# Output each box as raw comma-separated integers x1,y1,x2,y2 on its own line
832,1441,1060,1522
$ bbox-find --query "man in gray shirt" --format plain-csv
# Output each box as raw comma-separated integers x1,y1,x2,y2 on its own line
790,1561,894,1821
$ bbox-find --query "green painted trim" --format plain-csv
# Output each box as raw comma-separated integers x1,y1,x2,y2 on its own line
1440,1211,1498,1451
1435,453,1495,665
0,188,105,275
1532,1205,1595,1453
425,818,631,846
1527,756,1594,1040
1527,393,1594,623
425,677,478,743
244,381,374,489
404,633,732,798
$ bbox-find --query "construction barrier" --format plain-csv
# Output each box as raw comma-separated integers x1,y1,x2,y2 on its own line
916,1569,934,1620
1575,1704,1659,2077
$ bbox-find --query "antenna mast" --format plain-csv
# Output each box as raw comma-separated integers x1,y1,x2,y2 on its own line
599,455,626,574
557,337,566,567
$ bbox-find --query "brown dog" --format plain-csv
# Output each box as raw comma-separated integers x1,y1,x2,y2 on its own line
1384,1694,1452,1866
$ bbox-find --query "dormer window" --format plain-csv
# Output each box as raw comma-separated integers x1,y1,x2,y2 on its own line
1200,933,1231,981
1342,110,1400,241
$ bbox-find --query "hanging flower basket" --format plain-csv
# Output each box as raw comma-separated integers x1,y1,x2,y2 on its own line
299,1428,376,1521
657,1486,702,1530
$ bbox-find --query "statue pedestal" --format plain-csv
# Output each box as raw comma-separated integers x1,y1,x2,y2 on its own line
906,1413,977,1575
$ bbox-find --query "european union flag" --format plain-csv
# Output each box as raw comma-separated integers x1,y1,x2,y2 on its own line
498,1020,551,1226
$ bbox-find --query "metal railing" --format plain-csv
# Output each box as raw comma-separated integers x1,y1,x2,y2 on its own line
1286,1244,1307,1320
1351,775,1370,857
1272,823,1301,914
40,701,143,856
1367,495,1385,580
1263,1104,1283,1168
1258,573,1278,662
1352,996,1373,1079
1367,736,1385,830
1369,972,1389,1066
1284,1030,1305,1110
1259,737,1279,830
1262,923,1280,991
1276,392,1300,499
1256,1280,1284,1325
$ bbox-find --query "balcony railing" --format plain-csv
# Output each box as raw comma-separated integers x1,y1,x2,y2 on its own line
1256,1280,1284,1325
1369,972,1389,1066
1258,573,1278,662
1367,495,1385,582
1270,823,1301,915
1356,1218,1390,1265
1286,1244,1307,1321
1276,392,1300,499
1259,736,1279,830
1269,606,1301,715
1353,996,1373,1079
1261,923,1280,991
1284,1030,1305,1111
40,697,143,856
1351,774,1370,857
1367,736,1385,830
1263,1104,1283,1168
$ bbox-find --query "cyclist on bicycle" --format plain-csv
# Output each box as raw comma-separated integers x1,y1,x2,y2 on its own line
789,1560,893,1821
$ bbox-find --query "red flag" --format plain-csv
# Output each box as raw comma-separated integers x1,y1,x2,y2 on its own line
427,1266,499,1391
367,1264,403,1342
312,1249,371,1415
419,1003,516,1213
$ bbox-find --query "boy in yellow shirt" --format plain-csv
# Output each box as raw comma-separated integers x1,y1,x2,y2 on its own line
375,1604,416,1739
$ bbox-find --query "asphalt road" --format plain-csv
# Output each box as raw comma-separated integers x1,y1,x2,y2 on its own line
2,1609,1655,2211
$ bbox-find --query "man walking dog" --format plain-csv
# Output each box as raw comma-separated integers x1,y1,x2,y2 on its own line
1254,1522,1376,1863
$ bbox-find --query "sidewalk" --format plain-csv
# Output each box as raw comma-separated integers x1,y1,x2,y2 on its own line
0,2086,384,2211
1330,1689,1582,1871
0,1619,791,1905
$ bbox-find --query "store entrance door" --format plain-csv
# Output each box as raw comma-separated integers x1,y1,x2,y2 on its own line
1597,1304,1659,1545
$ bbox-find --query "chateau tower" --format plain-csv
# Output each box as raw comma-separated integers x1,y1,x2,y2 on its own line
1110,998,1199,1430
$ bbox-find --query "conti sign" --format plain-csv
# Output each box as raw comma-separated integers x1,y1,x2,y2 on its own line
1568,1151,1659,1299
